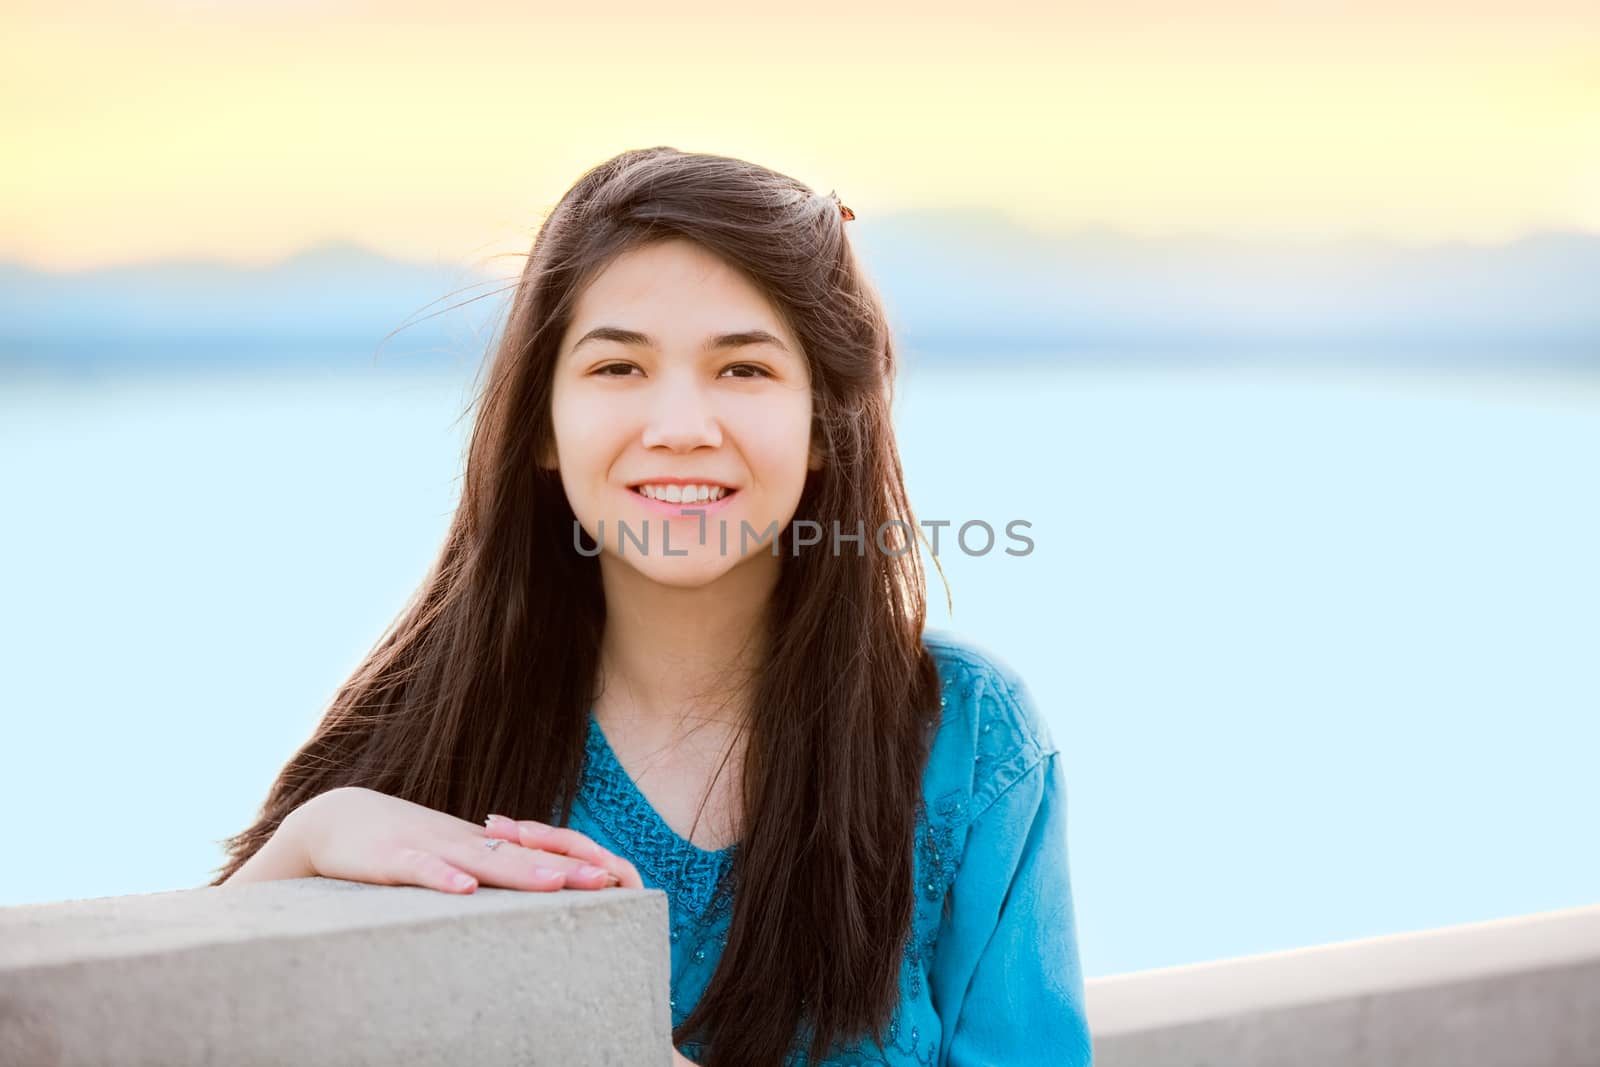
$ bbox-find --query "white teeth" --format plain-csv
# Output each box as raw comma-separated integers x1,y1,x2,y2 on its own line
636,483,730,503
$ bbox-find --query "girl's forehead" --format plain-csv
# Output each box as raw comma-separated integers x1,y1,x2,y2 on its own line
565,242,800,353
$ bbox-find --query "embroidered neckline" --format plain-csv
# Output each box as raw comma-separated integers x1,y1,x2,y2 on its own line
580,709,737,919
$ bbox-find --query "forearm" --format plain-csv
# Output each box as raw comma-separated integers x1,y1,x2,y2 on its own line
220,817,315,886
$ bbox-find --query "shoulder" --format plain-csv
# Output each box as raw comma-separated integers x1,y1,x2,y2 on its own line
920,628,1059,819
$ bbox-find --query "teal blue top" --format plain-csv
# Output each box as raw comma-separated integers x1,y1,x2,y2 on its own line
566,629,1093,1066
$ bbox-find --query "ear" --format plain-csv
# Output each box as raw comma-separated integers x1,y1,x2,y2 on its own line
807,437,824,472
538,439,559,471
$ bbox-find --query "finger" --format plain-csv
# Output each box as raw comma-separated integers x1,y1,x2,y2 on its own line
482,817,608,884
485,815,633,888
509,821,635,888
485,815,609,864
579,849,641,890
482,814,526,844
467,841,568,893
513,826,632,888
392,846,480,895
462,835,613,891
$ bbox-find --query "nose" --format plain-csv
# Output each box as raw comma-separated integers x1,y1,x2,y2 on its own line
640,371,723,453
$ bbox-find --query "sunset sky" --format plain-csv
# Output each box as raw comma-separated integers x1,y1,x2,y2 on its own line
4,0,1597,270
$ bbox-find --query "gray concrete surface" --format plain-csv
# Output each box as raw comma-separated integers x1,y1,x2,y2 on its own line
8,877,1595,1066
0,878,672,1066
1085,903,1600,1066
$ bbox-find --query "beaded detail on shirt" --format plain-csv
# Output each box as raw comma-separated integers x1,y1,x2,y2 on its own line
578,714,737,923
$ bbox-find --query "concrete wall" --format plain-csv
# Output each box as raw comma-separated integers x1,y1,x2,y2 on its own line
0,878,672,1066
1086,903,1600,1066
4,878,1596,1066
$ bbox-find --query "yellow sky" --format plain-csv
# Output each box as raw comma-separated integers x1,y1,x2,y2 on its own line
4,1,1597,269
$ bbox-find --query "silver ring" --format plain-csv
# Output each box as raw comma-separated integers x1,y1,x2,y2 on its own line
482,837,504,851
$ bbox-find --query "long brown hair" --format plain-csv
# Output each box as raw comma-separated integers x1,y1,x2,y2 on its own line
212,146,942,1066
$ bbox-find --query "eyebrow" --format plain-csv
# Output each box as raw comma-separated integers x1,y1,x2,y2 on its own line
570,326,791,355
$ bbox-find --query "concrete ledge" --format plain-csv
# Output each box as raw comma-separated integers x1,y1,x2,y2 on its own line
0,878,672,1066
1086,903,1600,1066
11,878,1595,1066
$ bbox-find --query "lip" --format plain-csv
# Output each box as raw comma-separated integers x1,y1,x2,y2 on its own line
625,485,741,518
625,476,739,490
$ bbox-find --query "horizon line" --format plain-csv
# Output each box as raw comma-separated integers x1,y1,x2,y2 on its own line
7,220,1600,277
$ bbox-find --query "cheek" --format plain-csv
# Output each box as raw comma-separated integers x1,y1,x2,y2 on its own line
733,399,813,491
551,391,624,477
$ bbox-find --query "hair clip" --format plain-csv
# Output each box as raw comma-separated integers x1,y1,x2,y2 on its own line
827,190,856,222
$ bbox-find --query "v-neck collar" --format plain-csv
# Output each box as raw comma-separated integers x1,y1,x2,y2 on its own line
581,709,737,919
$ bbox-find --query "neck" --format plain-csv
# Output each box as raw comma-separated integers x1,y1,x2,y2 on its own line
594,554,778,741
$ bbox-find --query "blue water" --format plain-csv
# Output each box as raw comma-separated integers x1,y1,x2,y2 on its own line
3,359,1596,977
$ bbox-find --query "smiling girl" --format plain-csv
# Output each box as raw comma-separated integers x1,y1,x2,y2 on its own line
213,147,1091,1066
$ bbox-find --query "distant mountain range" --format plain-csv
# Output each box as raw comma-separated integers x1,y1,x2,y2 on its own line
2,213,1596,377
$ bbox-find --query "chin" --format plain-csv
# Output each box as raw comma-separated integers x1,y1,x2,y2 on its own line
617,551,748,590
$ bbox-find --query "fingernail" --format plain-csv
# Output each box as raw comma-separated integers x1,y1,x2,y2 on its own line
532,866,563,882
485,814,512,829
579,864,607,879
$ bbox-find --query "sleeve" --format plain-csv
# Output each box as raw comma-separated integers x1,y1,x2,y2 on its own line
929,748,1093,1066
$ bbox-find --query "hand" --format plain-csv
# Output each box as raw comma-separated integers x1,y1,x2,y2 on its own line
481,814,643,890
283,786,632,894
670,1050,699,1066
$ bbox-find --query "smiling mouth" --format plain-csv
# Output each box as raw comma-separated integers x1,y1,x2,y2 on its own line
629,483,738,505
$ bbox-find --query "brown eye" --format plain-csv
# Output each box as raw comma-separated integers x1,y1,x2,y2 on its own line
594,363,639,377
720,363,771,379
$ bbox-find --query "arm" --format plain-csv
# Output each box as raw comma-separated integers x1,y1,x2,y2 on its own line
220,788,633,892
930,751,1093,1066
219,809,317,885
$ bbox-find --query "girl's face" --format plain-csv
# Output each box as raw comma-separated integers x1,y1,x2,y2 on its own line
548,237,819,589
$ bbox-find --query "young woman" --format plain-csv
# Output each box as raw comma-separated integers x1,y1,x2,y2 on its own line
213,147,1091,1066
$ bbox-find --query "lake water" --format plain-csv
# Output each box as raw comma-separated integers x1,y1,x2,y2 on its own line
2,357,1596,977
